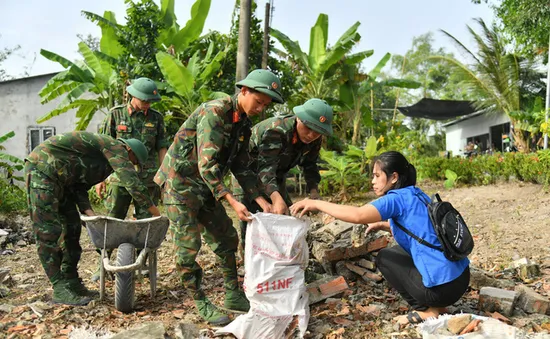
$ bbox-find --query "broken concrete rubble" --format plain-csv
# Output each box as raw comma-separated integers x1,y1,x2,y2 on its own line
308,219,390,279
515,284,550,315
479,287,518,316
344,262,383,282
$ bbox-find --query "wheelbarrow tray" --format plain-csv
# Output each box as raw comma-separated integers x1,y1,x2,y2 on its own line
81,215,169,250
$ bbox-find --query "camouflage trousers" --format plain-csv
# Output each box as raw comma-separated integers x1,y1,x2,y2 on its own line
105,184,160,219
24,162,82,284
164,187,239,294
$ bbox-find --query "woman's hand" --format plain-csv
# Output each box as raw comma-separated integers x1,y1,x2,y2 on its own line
365,221,391,234
289,198,319,218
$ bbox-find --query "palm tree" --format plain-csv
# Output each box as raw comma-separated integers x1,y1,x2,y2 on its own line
432,18,543,152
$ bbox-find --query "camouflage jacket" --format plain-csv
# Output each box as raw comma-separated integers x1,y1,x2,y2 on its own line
99,103,169,185
26,132,154,209
154,95,260,203
249,115,322,196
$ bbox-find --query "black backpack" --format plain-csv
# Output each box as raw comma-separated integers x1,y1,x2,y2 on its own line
394,193,474,261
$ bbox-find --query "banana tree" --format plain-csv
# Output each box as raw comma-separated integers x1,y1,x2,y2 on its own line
0,131,24,182
37,42,121,130
271,13,373,104
156,0,211,54
345,135,378,174
37,0,213,131
339,53,421,145
155,41,229,133
319,148,360,201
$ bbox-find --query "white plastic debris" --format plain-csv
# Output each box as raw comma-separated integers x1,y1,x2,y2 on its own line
217,213,310,339
417,313,528,339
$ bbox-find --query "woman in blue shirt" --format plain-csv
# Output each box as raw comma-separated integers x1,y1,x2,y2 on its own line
290,151,470,325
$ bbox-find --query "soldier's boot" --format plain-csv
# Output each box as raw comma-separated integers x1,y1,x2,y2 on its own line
91,250,113,282
52,280,92,306
221,253,250,313
66,277,99,298
183,271,230,325
224,287,249,313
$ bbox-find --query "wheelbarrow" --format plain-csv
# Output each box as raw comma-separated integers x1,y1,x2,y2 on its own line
81,215,169,313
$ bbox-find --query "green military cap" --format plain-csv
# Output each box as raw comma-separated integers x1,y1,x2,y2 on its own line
119,138,148,165
127,77,161,102
293,98,333,136
235,69,284,104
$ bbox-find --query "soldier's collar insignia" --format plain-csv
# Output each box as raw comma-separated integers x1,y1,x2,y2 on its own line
233,111,241,123
292,131,298,144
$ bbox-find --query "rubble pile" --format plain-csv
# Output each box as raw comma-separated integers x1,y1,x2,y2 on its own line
303,215,550,338
0,215,33,253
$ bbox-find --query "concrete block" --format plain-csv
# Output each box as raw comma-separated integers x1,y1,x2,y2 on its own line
478,287,518,316
515,284,550,315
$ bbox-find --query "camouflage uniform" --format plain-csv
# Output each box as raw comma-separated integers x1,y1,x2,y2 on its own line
236,114,322,242
99,103,169,219
25,132,153,304
155,94,259,287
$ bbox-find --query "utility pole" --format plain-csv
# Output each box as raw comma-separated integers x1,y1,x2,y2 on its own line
261,1,272,69
235,0,252,89
545,34,550,149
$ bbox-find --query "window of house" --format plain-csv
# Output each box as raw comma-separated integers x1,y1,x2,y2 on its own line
28,126,56,153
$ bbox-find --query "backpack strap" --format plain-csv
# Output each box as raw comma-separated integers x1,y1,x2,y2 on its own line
393,220,443,252
415,192,430,206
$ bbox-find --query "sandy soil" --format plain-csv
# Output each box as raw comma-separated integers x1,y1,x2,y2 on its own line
1,181,550,338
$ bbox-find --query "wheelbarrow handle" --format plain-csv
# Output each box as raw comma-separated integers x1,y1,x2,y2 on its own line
103,248,150,272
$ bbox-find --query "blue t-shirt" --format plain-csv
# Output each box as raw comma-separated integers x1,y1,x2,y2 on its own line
370,186,469,288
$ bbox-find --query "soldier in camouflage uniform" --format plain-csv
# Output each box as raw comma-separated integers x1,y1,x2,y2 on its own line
154,69,283,325
25,132,160,306
93,78,168,281
96,77,168,218
237,98,334,248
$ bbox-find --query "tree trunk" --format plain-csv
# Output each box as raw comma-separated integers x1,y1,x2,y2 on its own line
511,120,529,153
351,108,361,146
235,0,252,90
261,2,271,70
260,1,271,120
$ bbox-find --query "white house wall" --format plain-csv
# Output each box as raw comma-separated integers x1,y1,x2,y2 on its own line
0,73,106,162
444,111,510,156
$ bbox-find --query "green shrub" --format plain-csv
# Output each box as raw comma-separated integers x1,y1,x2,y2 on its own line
414,151,550,186
0,181,27,214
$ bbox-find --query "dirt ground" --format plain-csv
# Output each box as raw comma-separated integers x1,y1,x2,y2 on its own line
1,181,550,338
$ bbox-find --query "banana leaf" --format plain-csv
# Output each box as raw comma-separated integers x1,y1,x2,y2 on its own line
308,14,328,73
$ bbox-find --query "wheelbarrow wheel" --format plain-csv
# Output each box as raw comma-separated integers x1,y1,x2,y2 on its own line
115,243,135,313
